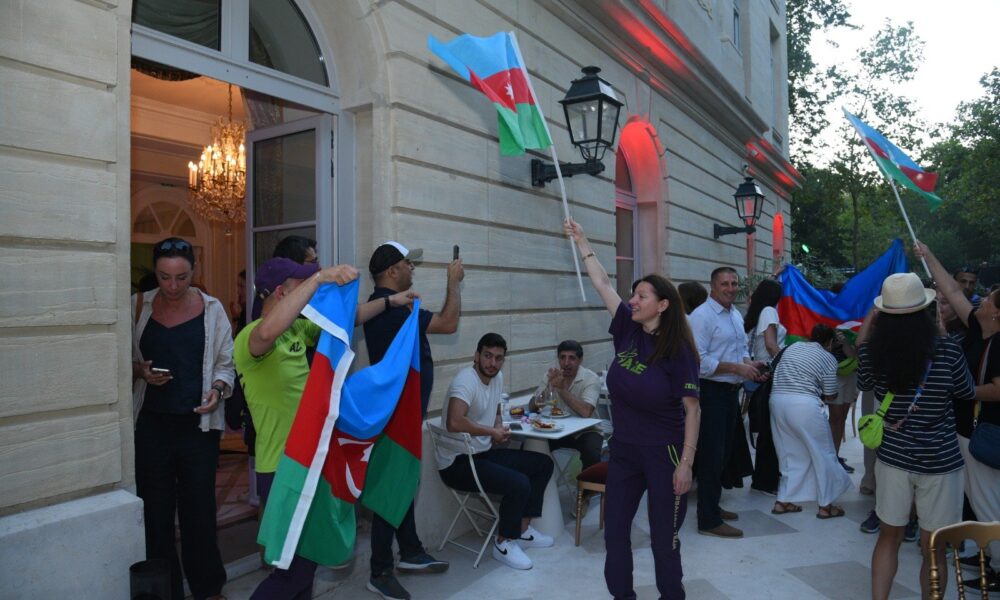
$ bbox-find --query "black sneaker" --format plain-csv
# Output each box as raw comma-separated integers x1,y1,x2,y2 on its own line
860,510,880,534
838,456,855,474
962,569,1000,592
397,551,449,574
367,573,411,600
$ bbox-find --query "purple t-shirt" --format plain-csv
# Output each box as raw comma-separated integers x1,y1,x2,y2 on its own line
606,303,700,445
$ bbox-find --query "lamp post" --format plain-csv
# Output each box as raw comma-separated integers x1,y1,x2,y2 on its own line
531,66,623,187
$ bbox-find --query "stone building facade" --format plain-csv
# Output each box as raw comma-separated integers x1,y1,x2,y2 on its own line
0,0,800,596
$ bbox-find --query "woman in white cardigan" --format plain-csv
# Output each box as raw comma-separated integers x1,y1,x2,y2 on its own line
131,238,234,600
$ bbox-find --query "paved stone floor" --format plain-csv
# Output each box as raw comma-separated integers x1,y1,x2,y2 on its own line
223,433,936,599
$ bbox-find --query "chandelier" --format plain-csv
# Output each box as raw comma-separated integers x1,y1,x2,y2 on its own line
187,84,247,224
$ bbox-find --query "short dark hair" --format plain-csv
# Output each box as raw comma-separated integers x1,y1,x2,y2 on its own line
152,237,195,268
955,265,978,276
678,281,708,314
476,332,507,355
710,266,738,282
273,235,317,264
810,323,834,346
557,340,583,358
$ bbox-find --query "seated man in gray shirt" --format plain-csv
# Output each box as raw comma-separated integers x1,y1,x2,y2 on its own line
526,340,604,473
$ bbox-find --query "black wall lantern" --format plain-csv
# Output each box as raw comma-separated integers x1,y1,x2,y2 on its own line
532,66,623,188
714,174,765,239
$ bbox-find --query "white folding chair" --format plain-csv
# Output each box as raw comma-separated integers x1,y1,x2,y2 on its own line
426,422,500,568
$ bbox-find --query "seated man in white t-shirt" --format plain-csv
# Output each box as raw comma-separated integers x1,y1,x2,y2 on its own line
435,333,555,570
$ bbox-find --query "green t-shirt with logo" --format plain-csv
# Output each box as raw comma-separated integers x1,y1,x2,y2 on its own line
234,318,321,473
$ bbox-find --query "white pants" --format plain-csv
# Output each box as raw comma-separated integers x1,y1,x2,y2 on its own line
771,392,853,506
958,434,1000,568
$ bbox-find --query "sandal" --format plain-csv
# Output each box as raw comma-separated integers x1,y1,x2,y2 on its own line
771,501,803,514
816,505,845,519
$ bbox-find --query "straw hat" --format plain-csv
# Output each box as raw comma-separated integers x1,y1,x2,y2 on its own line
874,273,935,314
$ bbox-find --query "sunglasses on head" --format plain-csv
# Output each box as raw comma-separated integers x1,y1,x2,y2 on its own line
157,239,192,252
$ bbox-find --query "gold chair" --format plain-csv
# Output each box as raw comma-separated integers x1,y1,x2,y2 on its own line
574,461,608,546
928,520,1000,599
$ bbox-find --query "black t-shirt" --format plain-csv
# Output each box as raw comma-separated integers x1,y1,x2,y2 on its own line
364,287,435,415
959,307,1000,433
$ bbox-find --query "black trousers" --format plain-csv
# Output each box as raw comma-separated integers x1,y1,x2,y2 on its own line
751,420,780,492
370,502,425,576
695,380,739,531
439,448,553,540
135,412,226,600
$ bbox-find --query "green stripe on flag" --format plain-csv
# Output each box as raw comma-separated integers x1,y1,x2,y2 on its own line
258,455,355,567
873,154,944,210
496,103,552,156
361,436,421,528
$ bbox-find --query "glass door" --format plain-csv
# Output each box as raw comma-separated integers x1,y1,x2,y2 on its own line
245,114,334,304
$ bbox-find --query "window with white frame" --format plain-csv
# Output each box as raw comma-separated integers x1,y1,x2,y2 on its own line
614,149,640,300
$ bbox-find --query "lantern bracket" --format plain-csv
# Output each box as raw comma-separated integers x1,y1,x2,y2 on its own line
531,158,605,188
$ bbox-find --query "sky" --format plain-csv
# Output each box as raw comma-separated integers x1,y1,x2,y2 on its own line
808,0,999,140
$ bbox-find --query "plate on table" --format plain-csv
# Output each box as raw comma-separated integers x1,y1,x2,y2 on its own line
545,409,571,419
531,420,563,432
509,407,526,418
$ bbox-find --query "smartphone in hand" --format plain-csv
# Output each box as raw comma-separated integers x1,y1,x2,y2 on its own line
453,245,460,260
151,367,171,375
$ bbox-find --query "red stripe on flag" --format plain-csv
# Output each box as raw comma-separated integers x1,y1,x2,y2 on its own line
778,297,844,339
865,137,890,160
284,353,334,465
470,68,532,111
900,166,937,192
381,369,422,458
324,429,374,504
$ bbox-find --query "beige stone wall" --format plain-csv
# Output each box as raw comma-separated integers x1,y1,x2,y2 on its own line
0,0,134,513
333,0,793,413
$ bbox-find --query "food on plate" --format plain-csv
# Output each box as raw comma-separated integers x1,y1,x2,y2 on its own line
550,407,565,416
533,420,556,430
509,406,525,416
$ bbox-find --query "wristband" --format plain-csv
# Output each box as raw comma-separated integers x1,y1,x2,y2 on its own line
582,252,595,260
384,296,391,311
212,384,225,395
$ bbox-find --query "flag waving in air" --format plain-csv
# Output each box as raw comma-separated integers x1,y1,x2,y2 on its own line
257,280,422,569
428,31,552,155
778,239,909,343
843,109,944,210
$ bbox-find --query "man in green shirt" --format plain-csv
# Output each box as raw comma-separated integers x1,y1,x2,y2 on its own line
234,257,415,599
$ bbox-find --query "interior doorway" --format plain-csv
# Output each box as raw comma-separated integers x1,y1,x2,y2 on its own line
130,66,326,564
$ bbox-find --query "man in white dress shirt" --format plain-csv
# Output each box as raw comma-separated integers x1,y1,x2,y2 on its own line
688,267,766,539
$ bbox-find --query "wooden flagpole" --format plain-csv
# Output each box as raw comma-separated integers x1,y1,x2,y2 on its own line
508,32,587,301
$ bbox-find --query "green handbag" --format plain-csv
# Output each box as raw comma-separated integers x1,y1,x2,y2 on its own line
858,392,893,449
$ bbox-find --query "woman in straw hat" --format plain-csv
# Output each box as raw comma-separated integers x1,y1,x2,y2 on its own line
857,271,976,600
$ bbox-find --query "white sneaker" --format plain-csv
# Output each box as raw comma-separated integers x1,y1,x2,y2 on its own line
518,525,554,548
492,538,532,570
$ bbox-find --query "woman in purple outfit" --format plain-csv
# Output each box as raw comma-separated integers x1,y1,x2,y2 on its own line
565,219,701,600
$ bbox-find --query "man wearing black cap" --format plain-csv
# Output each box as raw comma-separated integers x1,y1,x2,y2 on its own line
364,241,463,600
234,257,417,600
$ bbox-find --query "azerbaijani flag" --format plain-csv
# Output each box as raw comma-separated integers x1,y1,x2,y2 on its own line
843,109,944,210
428,31,552,155
778,239,909,343
257,280,423,568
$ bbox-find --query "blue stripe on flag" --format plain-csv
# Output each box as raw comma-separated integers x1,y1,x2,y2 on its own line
428,32,521,82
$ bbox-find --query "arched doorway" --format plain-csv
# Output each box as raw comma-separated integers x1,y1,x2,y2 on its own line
615,117,668,287
128,0,349,570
